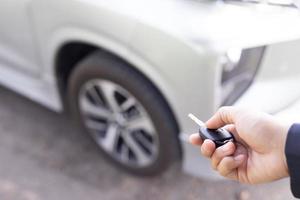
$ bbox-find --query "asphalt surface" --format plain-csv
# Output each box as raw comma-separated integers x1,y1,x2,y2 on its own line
0,86,295,200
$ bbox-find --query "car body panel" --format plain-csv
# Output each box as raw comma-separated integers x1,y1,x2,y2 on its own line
0,0,300,178
182,39,300,179
0,0,41,76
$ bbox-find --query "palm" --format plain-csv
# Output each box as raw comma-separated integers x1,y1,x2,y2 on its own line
229,122,288,184
233,141,287,184
199,106,290,184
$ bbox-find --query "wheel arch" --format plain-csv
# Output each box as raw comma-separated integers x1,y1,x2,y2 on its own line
54,40,182,158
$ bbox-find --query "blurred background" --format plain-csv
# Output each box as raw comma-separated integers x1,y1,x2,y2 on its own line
1,0,300,199
0,86,293,200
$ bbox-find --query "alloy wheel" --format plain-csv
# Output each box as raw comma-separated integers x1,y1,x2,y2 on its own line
79,80,159,167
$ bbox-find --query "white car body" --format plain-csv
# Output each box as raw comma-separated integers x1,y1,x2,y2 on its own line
1,0,300,178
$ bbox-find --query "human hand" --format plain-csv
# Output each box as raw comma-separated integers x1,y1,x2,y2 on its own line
189,106,291,184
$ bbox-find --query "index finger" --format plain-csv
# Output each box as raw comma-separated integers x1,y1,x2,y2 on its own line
205,106,237,129
189,133,203,146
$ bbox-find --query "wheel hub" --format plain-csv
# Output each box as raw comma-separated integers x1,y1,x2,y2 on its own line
79,80,159,168
114,113,127,127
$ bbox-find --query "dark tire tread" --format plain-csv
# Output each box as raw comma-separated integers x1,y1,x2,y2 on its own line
67,51,180,176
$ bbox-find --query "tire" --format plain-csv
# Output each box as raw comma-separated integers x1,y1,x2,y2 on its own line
67,51,180,176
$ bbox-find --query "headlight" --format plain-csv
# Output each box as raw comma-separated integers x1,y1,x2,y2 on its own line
221,46,265,105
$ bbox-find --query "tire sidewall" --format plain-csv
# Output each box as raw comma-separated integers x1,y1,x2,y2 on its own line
67,52,180,176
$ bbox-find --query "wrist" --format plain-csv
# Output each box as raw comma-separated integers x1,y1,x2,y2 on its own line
279,121,292,177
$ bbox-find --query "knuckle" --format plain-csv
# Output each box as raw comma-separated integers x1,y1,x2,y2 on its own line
223,157,233,166
217,157,233,176
211,152,219,161
219,169,228,177
215,147,226,159
218,106,232,113
217,165,227,176
218,106,228,115
200,149,206,157
211,159,217,170
211,150,223,169
201,146,211,158
218,106,232,123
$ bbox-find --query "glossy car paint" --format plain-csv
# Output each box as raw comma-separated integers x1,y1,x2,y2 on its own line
1,0,300,178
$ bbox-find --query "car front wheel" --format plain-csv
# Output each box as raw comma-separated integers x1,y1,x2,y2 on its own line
67,52,180,176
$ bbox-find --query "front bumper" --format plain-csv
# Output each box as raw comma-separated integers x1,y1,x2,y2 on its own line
181,37,300,179
124,0,300,178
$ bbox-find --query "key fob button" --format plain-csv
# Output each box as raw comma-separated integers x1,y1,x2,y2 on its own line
199,127,234,148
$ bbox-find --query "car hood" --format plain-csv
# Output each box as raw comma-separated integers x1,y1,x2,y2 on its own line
87,0,300,50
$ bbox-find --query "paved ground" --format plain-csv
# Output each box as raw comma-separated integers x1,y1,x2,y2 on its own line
0,86,295,200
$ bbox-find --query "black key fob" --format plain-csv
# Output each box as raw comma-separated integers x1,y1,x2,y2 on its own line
199,127,235,148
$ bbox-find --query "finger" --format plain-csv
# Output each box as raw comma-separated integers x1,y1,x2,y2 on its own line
223,124,242,142
205,106,237,129
223,125,249,148
222,124,239,140
211,142,235,170
201,139,215,158
189,133,203,146
223,124,237,135
217,155,245,178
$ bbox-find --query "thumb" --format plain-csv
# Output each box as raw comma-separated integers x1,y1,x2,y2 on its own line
205,106,238,129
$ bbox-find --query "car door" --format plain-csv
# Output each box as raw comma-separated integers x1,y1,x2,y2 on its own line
0,1,40,76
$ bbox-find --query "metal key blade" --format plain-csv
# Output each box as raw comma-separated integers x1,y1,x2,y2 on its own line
188,113,205,127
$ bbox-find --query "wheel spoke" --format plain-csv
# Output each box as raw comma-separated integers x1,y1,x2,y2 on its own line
120,97,136,111
99,124,119,152
135,133,155,153
80,79,159,167
126,115,155,135
85,119,107,131
87,86,104,106
80,97,113,120
99,81,120,113
123,132,150,165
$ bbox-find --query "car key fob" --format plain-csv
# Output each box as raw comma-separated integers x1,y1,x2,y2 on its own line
188,113,235,148
199,126,234,148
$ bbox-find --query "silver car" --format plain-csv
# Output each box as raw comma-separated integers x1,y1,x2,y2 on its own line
1,0,300,178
